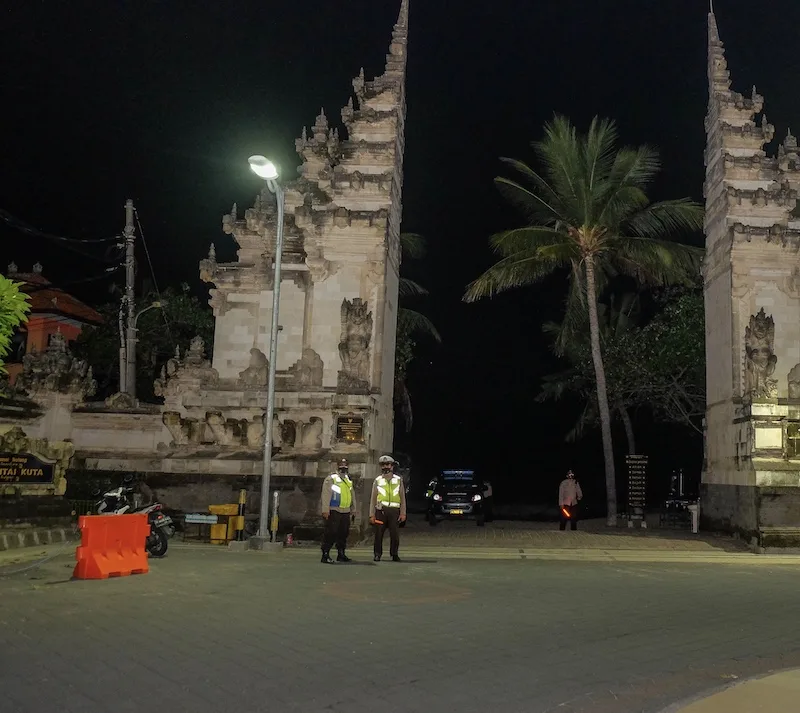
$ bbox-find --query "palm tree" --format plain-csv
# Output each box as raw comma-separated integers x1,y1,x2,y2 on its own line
464,116,703,525
395,233,441,431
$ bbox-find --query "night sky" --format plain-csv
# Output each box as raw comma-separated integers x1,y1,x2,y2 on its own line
3,1,800,503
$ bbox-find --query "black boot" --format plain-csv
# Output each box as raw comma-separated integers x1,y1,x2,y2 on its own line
373,554,381,562
336,550,352,563
321,551,335,564
391,555,402,562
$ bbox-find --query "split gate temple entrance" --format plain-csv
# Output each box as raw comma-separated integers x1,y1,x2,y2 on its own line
0,2,412,537
701,8,800,549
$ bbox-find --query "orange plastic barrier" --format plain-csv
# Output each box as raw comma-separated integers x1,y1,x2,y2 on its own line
73,513,150,580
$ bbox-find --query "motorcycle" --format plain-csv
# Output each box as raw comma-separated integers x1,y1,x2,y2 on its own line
95,485,172,558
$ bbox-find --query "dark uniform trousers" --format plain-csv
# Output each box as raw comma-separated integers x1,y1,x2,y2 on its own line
373,508,400,557
559,504,578,531
322,510,351,554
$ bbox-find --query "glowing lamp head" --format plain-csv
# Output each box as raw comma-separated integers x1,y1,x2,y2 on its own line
248,155,279,180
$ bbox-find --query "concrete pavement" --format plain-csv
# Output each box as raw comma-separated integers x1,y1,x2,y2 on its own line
2,543,800,713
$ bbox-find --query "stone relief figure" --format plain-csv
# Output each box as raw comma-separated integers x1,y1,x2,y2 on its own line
296,417,324,450
162,411,205,446
337,298,372,393
205,411,249,447
246,414,265,449
13,332,96,402
789,364,800,400
153,337,218,403
288,348,324,389
745,308,778,399
238,348,269,389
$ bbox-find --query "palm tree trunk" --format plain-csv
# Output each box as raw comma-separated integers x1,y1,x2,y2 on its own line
617,401,636,455
584,256,618,526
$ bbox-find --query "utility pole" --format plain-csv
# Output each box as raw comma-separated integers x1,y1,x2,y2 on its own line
123,199,137,401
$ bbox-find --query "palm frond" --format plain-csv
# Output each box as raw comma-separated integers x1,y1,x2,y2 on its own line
611,238,703,287
399,233,427,260
399,277,428,298
464,245,572,302
580,117,619,223
498,157,563,209
623,198,704,240
397,308,441,342
488,226,573,258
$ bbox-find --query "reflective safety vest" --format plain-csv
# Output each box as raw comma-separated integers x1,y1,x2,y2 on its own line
329,473,354,509
376,475,402,509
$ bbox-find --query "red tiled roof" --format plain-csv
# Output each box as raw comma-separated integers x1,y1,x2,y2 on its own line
12,272,103,325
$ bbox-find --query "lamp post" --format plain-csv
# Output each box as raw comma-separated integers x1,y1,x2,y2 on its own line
126,301,162,402
248,155,285,547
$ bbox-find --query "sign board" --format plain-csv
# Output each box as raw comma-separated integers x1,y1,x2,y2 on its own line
0,452,56,485
184,514,218,524
626,454,647,521
336,416,364,443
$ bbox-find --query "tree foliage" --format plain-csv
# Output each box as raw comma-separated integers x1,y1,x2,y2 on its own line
540,289,705,443
0,275,31,374
395,233,441,432
464,115,704,523
74,284,213,402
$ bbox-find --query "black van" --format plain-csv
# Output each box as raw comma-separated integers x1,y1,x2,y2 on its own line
426,470,494,526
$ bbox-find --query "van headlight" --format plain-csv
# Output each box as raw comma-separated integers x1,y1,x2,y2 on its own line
471,494,482,502
433,494,442,501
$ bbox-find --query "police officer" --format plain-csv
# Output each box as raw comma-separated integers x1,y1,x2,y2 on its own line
320,458,356,564
370,455,406,562
558,469,583,531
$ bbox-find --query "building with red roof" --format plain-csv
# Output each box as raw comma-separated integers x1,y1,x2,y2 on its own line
5,261,103,384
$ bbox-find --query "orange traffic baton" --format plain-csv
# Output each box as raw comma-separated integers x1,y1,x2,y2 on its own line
73,513,150,580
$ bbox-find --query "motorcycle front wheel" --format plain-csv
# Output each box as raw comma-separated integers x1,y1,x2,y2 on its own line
147,528,169,558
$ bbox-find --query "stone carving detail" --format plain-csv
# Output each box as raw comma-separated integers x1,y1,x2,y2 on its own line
153,336,219,402
337,298,372,394
288,348,324,389
14,332,96,401
745,308,778,399
162,411,206,446
788,364,800,400
295,417,324,450
206,411,249,447
0,426,74,495
279,419,296,447
306,250,332,282
164,411,311,451
104,391,137,410
238,348,269,389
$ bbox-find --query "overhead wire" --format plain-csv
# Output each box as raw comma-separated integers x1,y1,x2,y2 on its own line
0,208,120,244
133,208,174,344
20,264,124,295
0,208,124,264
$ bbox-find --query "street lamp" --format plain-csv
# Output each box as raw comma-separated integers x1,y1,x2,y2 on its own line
248,155,285,547
121,300,164,401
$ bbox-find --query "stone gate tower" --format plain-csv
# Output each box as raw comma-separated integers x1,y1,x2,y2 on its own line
178,1,411,523
702,8,800,547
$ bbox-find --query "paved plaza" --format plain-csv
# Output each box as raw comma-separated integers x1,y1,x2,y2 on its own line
1,524,800,713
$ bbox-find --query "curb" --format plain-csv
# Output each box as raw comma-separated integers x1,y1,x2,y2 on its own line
0,528,71,552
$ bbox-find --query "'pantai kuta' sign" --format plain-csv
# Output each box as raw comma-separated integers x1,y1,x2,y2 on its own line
336,416,364,443
0,453,56,485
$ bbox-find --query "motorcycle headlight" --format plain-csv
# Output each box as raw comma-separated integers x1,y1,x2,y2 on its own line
471,494,482,502
433,494,442,501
